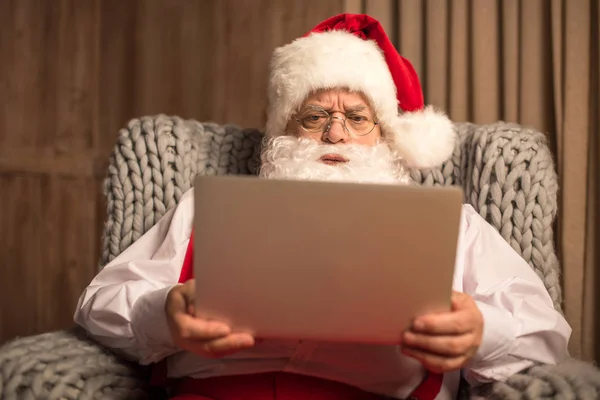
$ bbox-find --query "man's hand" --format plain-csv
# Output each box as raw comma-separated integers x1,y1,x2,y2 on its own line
165,279,255,358
401,291,483,374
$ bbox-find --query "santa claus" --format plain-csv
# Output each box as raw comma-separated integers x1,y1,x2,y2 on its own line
74,14,571,400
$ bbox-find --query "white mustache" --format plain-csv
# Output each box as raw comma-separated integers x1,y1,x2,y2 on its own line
259,136,408,185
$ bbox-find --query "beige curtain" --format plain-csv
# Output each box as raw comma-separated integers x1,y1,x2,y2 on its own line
344,0,600,361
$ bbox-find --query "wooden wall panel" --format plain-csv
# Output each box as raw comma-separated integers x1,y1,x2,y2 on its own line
0,0,100,344
98,0,215,152
35,177,99,333
0,176,41,340
53,1,99,152
0,0,98,151
0,0,48,149
0,0,345,345
0,175,99,339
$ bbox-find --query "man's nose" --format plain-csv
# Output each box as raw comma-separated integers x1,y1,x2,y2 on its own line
323,117,348,144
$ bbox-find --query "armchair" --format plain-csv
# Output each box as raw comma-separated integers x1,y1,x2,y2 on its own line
1,115,598,400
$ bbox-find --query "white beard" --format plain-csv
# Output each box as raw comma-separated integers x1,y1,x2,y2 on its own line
259,136,409,185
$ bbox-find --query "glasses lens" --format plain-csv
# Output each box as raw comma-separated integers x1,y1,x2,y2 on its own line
299,110,329,132
345,112,375,136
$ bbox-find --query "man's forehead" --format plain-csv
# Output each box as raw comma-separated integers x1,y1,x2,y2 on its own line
302,89,372,111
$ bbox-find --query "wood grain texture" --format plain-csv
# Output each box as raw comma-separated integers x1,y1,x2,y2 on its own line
0,0,98,151
0,0,344,344
0,0,101,344
35,177,99,334
0,0,47,149
0,176,41,340
0,148,107,178
98,0,216,152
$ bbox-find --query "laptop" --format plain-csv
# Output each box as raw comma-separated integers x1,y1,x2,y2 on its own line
193,175,463,344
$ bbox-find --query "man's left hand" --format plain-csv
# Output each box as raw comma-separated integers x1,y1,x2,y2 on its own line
401,291,483,374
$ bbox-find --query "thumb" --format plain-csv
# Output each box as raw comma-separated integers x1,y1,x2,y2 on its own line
180,280,197,316
451,291,469,311
166,280,196,317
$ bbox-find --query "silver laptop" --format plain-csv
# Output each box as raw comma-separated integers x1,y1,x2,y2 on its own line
193,175,463,344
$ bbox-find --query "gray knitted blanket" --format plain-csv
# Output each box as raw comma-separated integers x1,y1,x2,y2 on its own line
1,116,599,399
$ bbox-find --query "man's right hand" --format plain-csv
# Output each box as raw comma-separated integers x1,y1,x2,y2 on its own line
165,279,256,358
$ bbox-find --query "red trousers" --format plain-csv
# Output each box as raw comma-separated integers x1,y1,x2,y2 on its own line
170,372,441,400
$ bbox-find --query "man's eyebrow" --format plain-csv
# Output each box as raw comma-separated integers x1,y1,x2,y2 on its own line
303,104,368,112
344,104,367,112
304,104,327,111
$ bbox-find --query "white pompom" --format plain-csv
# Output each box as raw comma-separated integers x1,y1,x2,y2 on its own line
389,106,457,169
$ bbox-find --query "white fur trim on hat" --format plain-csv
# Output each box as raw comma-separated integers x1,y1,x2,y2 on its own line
266,30,456,168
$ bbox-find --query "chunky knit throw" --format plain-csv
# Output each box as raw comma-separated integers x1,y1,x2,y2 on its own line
1,115,599,400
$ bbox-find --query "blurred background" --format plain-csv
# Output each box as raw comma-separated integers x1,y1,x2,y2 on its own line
0,0,598,363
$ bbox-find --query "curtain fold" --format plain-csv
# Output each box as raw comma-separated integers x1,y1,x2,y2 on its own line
351,0,600,361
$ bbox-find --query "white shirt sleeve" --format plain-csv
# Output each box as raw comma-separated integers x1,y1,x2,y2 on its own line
73,189,195,365
455,205,572,385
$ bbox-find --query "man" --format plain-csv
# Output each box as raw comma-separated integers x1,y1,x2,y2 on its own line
74,14,571,400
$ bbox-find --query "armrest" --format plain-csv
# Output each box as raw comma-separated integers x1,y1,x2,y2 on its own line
0,327,155,400
469,358,600,399
461,122,562,311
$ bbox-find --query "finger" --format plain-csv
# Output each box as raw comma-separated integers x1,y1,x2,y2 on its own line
171,311,231,341
401,346,467,374
196,333,255,358
412,309,476,335
402,331,473,357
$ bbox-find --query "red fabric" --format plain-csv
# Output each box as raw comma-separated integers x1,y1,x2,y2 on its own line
304,13,424,113
154,229,443,399
410,372,444,400
179,229,195,283
171,372,440,400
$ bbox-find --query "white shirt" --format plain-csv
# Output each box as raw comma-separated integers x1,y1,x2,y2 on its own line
74,188,571,400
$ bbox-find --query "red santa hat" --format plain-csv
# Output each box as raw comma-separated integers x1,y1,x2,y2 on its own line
265,13,456,169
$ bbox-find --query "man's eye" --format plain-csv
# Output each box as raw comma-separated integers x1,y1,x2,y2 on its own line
349,115,367,123
306,114,326,121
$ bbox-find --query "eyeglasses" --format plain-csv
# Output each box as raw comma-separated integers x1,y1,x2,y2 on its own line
294,107,379,137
